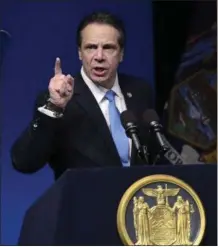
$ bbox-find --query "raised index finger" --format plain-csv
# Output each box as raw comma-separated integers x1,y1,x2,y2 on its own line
54,57,62,75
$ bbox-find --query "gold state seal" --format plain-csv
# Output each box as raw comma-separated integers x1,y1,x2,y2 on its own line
117,174,206,245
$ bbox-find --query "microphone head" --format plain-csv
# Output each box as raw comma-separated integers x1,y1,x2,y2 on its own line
120,110,137,129
143,109,160,126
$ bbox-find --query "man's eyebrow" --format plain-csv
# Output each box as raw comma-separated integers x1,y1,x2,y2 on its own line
103,43,117,47
84,43,97,46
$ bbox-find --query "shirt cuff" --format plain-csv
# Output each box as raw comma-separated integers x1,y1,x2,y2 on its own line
37,105,63,118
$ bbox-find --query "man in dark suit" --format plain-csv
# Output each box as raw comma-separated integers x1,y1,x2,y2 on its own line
11,11,154,180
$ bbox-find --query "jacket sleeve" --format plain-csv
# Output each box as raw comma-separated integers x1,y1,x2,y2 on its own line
10,91,61,174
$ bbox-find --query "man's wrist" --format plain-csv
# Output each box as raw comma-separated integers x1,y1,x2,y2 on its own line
38,100,64,118
45,100,65,114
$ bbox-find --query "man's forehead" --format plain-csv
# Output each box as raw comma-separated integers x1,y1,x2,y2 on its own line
83,40,118,45
81,24,119,39
82,23,118,32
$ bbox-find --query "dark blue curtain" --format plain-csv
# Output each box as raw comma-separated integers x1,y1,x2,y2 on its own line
1,1,154,244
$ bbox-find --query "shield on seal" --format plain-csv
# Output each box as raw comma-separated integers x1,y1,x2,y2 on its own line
149,205,176,245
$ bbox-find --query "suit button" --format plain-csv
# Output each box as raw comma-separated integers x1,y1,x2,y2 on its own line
32,118,40,130
33,123,38,128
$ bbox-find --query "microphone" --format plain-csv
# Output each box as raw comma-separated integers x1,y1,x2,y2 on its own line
120,110,149,164
143,109,169,153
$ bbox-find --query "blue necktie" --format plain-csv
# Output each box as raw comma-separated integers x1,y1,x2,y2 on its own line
105,90,129,167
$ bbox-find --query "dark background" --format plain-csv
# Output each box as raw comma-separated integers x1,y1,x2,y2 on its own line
153,0,217,116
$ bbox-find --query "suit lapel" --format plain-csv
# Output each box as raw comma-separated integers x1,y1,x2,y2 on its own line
118,74,145,165
71,74,121,166
119,75,144,117
67,73,145,167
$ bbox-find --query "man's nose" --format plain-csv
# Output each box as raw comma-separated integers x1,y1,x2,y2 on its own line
94,47,104,61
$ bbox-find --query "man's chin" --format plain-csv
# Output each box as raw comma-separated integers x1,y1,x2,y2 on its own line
91,76,110,86
88,72,115,88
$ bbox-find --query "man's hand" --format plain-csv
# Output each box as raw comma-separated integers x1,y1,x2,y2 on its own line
48,57,74,109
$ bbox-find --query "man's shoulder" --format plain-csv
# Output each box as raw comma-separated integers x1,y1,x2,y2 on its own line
118,73,154,107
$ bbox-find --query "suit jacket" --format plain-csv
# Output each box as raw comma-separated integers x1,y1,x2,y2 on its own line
11,73,154,180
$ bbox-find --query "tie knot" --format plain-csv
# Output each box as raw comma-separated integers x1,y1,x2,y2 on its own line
105,90,115,102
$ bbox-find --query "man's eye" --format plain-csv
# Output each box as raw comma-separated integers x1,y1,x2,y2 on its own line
104,45,115,50
86,45,96,49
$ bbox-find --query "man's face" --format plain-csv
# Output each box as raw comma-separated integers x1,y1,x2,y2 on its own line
78,23,123,88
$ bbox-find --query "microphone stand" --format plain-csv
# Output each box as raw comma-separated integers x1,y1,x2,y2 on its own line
149,122,170,165
138,145,149,164
153,150,165,165
152,145,169,165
